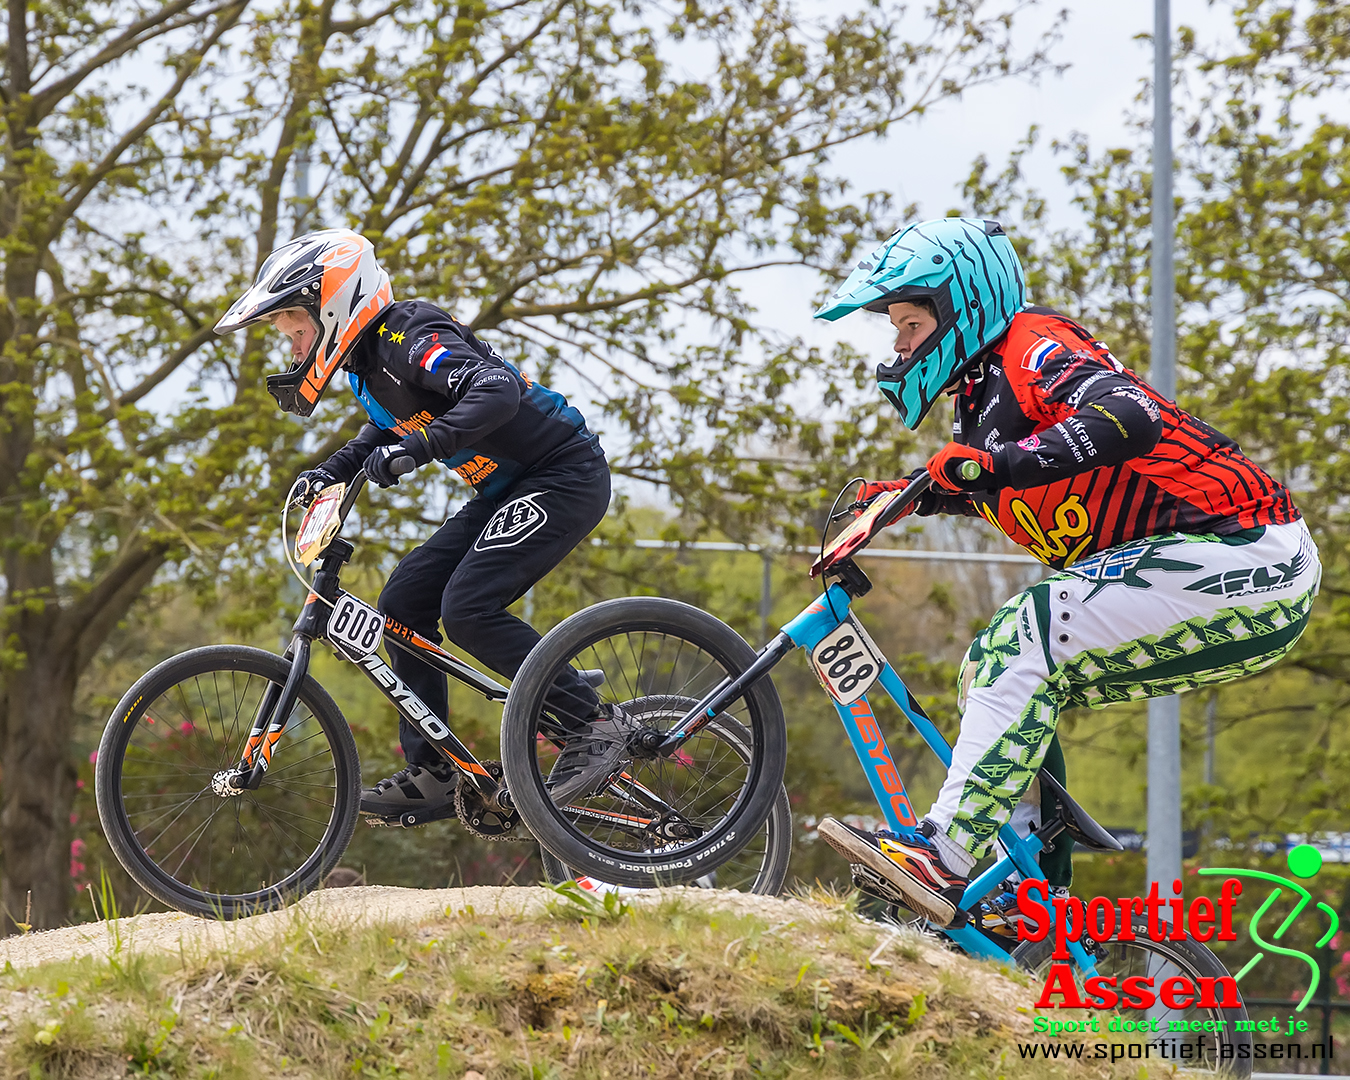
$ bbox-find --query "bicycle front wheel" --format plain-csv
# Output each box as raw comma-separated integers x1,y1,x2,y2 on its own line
501,597,788,888
1012,916,1253,1077
539,712,793,895
95,644,361,918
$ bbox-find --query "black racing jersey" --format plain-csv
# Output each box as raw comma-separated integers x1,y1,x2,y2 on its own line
911,307,1298,567
322,300,603,498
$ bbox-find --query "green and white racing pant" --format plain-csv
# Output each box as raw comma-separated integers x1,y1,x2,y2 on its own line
927,519,1320,875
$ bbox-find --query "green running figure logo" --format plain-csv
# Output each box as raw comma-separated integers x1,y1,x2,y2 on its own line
1199,844,1340,1011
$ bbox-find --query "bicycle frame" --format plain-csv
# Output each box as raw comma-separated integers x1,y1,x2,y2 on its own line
228,472,692,836
655,478,1100,971
778,579,1096,971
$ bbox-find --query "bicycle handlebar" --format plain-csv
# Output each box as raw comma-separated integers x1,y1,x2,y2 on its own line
334,456,416,529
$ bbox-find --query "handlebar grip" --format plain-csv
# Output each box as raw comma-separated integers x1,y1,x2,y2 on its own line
391,455,417,477
959,459,983,482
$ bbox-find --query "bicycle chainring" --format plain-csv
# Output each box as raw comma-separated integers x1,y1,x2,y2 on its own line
455,761,530,842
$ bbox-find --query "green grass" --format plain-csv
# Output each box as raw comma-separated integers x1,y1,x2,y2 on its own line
0,891,1156,1079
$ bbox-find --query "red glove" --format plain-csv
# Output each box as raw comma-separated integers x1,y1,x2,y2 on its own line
927,442,997,493
858,478,909,503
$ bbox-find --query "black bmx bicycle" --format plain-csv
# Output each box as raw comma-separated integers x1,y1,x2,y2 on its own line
95,471,790,917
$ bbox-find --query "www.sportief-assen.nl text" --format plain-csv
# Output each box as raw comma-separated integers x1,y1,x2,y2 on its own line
1017,1038,1335,1063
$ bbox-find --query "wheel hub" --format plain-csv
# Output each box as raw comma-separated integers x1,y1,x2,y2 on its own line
211,769,247,798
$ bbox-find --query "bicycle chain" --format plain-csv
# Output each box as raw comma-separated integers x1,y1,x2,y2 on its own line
454,761,531,842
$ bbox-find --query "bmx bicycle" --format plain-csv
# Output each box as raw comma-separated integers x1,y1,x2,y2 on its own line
500,473,1255,1073
94,470,790,918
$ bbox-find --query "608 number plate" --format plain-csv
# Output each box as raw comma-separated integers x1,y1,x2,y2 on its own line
809,615,885,705
327,592,384,659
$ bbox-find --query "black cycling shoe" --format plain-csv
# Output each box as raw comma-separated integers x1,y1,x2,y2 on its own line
360,762,460,827
546,703,638,805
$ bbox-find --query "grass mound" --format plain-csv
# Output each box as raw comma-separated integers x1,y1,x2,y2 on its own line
0,887,1141,1079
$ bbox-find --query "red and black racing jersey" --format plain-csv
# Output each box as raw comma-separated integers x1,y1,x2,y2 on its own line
913,307,1298,568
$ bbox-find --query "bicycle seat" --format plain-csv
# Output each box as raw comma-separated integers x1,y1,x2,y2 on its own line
1038,771,1124,852
578,669,606,688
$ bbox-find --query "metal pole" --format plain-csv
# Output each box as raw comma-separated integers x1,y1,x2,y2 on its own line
1147,0,1183,897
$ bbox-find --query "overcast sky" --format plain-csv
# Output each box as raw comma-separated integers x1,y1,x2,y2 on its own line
777,0,1230,360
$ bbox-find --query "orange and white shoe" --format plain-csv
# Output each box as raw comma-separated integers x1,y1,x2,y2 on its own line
819,818,968,927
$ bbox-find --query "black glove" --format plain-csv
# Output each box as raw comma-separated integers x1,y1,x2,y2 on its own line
293,467,337,507
364,444,416,487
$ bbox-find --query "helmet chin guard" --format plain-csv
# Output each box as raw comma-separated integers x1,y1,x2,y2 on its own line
814,218,1025,429
216,228,392,416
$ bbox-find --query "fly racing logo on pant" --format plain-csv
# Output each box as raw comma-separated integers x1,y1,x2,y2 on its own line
1184,548,1311,597
474,493,548,551
1072,537,1202,598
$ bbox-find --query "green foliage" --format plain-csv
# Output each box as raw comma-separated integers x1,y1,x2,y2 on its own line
0,897,1142,1078
0,0,1055,928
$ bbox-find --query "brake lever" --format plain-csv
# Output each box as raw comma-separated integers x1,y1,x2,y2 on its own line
830,500,868,522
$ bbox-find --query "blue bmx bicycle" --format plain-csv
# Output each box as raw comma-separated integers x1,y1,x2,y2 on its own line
501,474,1254,1074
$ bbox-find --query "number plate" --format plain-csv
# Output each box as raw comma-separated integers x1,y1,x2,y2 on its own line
326,592,385,660
809,614,885,705
294,484,346,566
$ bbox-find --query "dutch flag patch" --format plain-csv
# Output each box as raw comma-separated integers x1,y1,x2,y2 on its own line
420,344,449,372
1022,337,1060,372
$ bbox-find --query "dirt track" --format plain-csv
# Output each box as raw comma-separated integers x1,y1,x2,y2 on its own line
0,886,855,973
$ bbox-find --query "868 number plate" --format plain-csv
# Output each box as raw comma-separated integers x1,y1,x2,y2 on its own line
809,615,885,705
327,592,384,659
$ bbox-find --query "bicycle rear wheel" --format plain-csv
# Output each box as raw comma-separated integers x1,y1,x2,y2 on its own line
501,597,787,888
1012,916,1253,1076
539,712,793,895
96,644,361,917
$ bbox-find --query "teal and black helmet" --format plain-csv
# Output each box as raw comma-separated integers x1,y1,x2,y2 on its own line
814,218,1025,429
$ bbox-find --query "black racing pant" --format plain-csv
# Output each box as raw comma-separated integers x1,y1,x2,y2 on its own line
378,458,610,766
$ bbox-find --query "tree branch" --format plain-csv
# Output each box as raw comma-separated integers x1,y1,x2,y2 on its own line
30,0,234,122
49,1,248,237
107,324,218,415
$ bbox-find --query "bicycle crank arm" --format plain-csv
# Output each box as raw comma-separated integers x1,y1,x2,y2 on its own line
658,632,794,751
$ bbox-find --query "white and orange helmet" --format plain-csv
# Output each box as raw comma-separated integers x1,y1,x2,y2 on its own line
216,229,392,416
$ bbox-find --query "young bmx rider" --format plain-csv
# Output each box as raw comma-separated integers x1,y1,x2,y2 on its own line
217,229,632,825
814,217,1319,926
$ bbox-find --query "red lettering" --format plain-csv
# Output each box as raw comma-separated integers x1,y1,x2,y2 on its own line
889,793,918,827
1160,976,1195,1010
876,758,902,793
1052,895,1084,960
1217,879,1243,941
1116,897,1143,940
1188,896,1216,942
1120,975,1155,1010
1170,879,1187,941
1083,975,1119,1009
1016,879,1051,942
1196,976,1240,1008
1035,963,1086,1009
1085,896,1116,941
851,702,882,745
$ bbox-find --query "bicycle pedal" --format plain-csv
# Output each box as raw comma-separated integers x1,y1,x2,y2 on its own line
362,805,458,829
851,865,909,905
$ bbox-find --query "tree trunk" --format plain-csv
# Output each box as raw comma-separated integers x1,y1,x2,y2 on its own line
0,634,79,932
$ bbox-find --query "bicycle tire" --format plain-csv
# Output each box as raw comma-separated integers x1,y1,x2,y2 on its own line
501,597,787,888
539,711,793,895
1012,916,1253,1077
96,644,361,918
